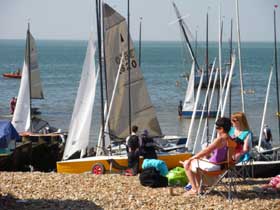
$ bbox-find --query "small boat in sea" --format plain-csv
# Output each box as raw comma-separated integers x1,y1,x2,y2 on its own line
2,72,22,79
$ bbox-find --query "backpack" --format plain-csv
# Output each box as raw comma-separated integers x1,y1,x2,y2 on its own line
127,135,139,151
139,167,168,188
166,167,187,186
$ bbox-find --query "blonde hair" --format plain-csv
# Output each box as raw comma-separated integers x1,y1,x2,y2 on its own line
231,112,250,131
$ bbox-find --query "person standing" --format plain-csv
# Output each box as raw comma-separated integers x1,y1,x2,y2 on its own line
10,97,17,114
178,100,183,119
140,129,157,159
126,125,140,175
262,124,272,149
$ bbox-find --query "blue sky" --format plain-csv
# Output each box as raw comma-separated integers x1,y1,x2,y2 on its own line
0,0,279,41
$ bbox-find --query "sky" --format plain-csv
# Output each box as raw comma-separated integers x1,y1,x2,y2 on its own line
0,0,279,42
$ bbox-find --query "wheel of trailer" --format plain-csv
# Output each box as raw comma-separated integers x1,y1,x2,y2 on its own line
92,163,105,175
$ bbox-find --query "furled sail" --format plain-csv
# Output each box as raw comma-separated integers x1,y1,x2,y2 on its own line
63,35,98,160
103,3,162,138
183,61,195,111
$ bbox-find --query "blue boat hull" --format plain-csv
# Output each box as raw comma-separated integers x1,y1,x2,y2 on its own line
182,110,217,118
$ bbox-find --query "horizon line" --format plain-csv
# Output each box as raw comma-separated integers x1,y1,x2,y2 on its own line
0,38,276,43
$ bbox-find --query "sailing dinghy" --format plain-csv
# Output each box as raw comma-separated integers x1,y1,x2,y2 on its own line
11,25,64,171
57,3,191,174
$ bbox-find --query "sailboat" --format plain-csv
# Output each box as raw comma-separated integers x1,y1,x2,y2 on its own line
12,24,45,133
172,1,227,88
57,3,191,174
172,2,218,118
11,24,64,171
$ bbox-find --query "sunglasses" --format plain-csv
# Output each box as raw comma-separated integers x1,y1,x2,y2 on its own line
231,118,238,123
216,126,222,130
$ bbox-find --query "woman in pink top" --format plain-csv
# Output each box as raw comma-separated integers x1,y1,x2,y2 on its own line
183,117,232,196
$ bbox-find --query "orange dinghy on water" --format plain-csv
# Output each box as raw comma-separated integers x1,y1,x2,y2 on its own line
2,72,22,79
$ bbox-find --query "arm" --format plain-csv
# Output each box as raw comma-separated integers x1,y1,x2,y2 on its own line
184,136,224,168
191,137,222,160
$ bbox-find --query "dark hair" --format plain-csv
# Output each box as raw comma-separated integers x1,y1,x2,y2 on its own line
215,117,231,133
132,125,138,133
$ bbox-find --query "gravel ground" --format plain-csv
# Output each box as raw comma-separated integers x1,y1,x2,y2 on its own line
0,172,279,210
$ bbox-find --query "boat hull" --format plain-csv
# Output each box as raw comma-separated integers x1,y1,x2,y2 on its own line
0,142,32,171
21,133,65,172
57,152,192,174
236,160,280,178
2,73,21,79
182,110,217,118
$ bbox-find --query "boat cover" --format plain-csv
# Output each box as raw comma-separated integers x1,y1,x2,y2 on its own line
0,121,20,151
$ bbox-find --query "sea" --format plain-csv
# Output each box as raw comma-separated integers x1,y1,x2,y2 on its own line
0,40,279,147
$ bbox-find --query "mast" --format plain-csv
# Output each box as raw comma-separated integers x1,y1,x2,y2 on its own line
218,2,223,108
96,0,106,151
274,5,280,139
27,22,32,132
102,1,109,116
206,12,209,144
127,0,132,134
172,2,200,71
229,18,233,116
195,27,198,59
138,17,142,67
235,0,245,112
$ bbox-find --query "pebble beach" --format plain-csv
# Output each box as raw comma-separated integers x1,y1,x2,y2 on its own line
0,172,279,210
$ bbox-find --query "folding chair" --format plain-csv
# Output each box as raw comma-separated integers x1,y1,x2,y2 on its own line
235,153,254,181
197,139,237,200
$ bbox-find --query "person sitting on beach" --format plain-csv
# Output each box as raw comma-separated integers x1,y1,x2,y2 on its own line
182,117,232,196
126,125,140,175
229,112,252,162
261,174,280,191
140,129,157,159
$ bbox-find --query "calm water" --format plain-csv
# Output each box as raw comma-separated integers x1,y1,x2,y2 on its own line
0,40,279,147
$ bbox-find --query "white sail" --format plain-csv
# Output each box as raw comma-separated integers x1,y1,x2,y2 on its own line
183,61,195,111
29,33,44,99
63,35,97,160
186,70,204,149
103,3,162,138
258,66,273,151
12,60,31,133
193,59,217,154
